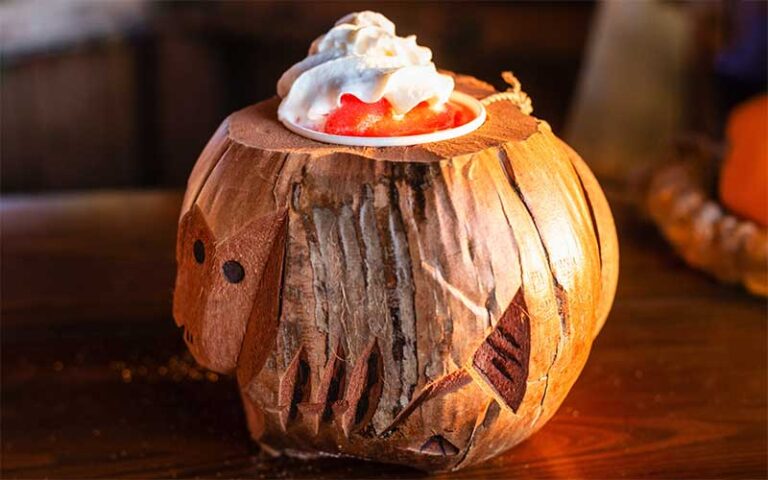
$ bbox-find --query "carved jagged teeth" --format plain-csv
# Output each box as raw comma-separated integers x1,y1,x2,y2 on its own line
269,340,383,438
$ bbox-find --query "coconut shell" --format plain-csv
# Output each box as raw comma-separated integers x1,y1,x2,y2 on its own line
172,74,619,471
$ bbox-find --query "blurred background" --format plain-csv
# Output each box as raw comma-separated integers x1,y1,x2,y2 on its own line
2,1,765,192
1,1,597,192
2,2,766,478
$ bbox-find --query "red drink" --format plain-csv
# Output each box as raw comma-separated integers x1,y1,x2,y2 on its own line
324,94,475,137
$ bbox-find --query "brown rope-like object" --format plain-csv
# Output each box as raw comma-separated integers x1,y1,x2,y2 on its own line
481,72,533,115
646,136,767,297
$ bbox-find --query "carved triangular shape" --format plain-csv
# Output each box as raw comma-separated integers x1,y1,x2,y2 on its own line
297,342,348,435
471,288,531,412
340,340,384,437
277,346,312,431
419,435,459,456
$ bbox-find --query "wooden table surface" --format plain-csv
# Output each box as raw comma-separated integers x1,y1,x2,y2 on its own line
2,189,766,479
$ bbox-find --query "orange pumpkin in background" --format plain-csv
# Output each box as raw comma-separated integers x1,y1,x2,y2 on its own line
719,95,768,227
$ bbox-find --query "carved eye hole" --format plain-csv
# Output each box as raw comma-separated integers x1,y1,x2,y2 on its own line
193,239,205,264
223,260,245,284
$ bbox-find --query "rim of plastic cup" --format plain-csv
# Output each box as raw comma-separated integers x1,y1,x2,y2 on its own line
280,91,487,147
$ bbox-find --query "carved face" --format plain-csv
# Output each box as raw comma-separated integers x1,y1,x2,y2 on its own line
172,205,285,374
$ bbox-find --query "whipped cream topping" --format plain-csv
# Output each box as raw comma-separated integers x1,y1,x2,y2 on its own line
277,11,454,129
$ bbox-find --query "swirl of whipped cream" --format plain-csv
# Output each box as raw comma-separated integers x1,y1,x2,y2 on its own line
277,11,454,129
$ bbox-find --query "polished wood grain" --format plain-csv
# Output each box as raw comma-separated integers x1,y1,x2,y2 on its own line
2,189,766,479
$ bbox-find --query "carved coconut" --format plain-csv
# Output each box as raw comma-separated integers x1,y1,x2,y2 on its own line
172,74,619,471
